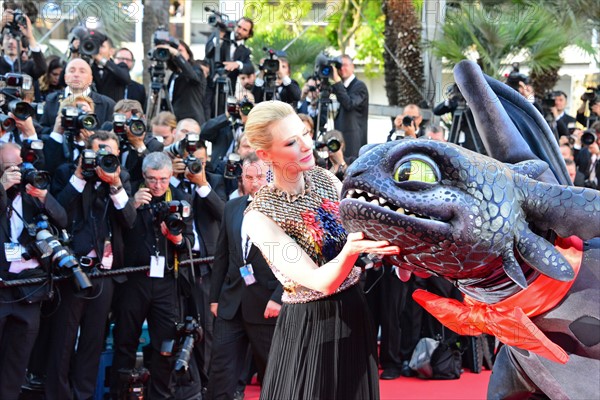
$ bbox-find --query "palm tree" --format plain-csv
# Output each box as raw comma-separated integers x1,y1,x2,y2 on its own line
430,2,595,94
383,0,424,106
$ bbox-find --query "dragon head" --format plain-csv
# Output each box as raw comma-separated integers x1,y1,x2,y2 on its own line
340,139,600,302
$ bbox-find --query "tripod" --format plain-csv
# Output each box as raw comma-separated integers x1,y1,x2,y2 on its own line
315,81,335,135
146,61,173,122
448,103,486,155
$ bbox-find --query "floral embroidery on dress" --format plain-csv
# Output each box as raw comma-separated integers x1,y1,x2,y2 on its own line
301,198,347,263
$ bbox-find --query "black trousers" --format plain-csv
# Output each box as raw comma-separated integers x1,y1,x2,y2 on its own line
110,272,201,399
0,301,41,399
45,277,115,400
206,308,275,400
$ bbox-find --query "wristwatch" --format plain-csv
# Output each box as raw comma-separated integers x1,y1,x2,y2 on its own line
109,185,123,195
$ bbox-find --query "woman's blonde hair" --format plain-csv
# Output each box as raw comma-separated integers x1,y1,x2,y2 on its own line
244,100,296,151
60,95,95,112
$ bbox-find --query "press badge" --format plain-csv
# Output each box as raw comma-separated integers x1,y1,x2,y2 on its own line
240,264,256,286
149,255,165,278
4,243,22,262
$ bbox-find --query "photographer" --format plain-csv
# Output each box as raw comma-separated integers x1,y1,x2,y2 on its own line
387,104,424,141
331,55,369,158
575,129,600,189
42,94,97,175
552,91,577,137
167,137,226,386
111,152,200,399
298,76,319,118
39,58,115,135
109,99,163,189
0,73,40,145
576,87,600,128
157,39,207,125
115,47,147,109
0,7,46,79
0,141,67,399
315,129,354,181
151,110,177,146
87,31,131,102
45,130,136,400
253,56,301,107
205,17,254,118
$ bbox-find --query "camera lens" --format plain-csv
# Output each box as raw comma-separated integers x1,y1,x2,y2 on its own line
165,215,185,235
80,115,98,130
402,116,414,127
129,120,146,136
98,154,119,173
327,139,341,153
581,131,597,146
185,156,203,174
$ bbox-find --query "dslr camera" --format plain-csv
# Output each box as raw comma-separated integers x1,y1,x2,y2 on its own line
314,137,341,153
315,52,342,80
113,113,146,137
1,73,33,119
224,153,242,180
149,26,180,62
20,139,43,165
81,146,120,179
226,96,253,120
164,133,203,174
6,8,27,37
61,106,98,133
160,316,203,376
25,220,92,292
20,162,51,190
143,200,191,235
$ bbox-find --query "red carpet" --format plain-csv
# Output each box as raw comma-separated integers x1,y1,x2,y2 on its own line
243,370,491,399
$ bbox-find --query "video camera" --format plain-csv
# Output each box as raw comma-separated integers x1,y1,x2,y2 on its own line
260,48,280,75
149,26,180,62
142,200,191,235
205,6,236,32
61,106,98,133
315,52,341,81
582,86,600,106
26,220,92,292
81,146,120,179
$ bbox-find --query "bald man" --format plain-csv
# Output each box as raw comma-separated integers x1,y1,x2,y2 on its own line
39,58,116,136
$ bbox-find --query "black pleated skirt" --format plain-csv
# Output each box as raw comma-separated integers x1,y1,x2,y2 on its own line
260,284,380,400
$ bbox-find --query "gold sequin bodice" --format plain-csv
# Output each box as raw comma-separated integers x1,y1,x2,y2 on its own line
246,167,361,303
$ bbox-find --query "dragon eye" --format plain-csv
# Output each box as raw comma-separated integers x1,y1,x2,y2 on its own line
393,158,439,184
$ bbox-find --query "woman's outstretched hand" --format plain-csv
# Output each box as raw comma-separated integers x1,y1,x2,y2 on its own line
343,232,400,257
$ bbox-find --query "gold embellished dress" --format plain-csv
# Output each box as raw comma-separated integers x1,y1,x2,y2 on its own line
246,166,380,400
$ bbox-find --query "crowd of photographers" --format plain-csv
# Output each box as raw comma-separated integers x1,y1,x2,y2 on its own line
1,0,599,398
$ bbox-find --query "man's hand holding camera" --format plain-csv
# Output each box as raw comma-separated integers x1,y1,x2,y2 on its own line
133,187,152,209
1,165,21,190
184,158,208,188
160,221,183,246
9,112,36,138
155,44,180,59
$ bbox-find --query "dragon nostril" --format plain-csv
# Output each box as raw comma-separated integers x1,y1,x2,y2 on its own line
348,166,367,178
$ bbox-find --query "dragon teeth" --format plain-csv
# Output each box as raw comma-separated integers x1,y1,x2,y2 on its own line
370,199,379,205
378,198,387,206
355,189,364,195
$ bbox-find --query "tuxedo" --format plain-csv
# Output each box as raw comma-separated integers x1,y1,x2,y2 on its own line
39,90,116,136
200,114,234,163
556,112,577,137
0,188,66,399
331,77,369,158
45,165,136,400
252,79,302,107
91,59,131,102
111,184,202,399
0,50,46,79
167,55,207,125
207,195,282,399
124,80,147,112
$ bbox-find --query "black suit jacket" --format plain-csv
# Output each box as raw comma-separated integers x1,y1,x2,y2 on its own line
331,78,369,158
556,113,577,137
167,55,207,125
51,164,136,272
39,91,116,136
205,33,252,89
0,50,46,79
209,195,282,325
199,114,233,163
92,59,131,102
252,79,302,107
0,190,67,273
125,81,147,113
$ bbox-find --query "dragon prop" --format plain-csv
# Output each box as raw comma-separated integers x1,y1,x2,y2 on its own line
339,60,600,399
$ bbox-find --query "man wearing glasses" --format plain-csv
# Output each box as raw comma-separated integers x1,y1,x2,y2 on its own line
114,47,147,111
110,152,202,398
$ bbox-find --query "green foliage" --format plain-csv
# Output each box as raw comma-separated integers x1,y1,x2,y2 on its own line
430,3,573,78
245,1,330,82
